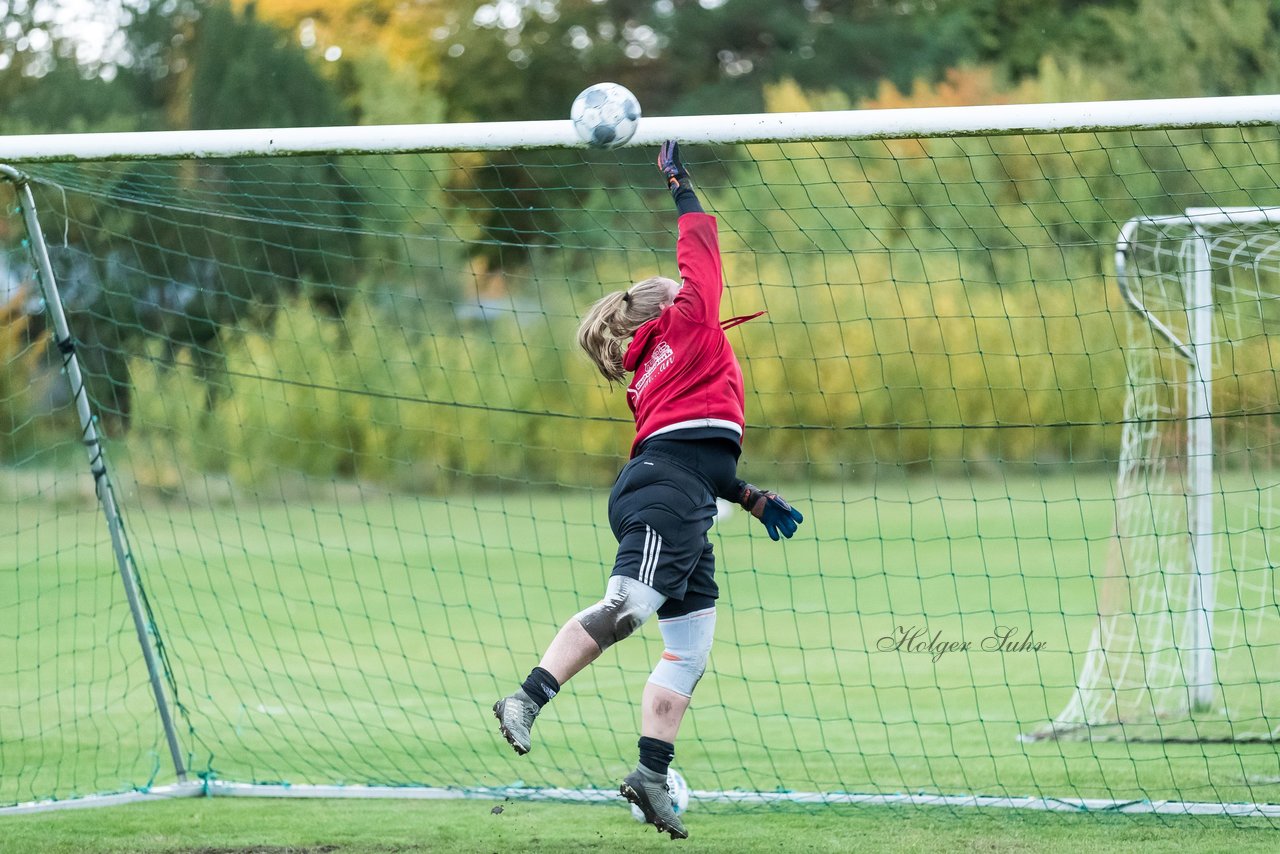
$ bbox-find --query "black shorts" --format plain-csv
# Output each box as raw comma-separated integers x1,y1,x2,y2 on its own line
607,444,725,619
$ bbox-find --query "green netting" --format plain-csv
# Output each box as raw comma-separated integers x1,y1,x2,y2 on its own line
2,125,1279,818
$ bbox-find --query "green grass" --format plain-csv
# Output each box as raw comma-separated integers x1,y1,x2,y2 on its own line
3,466,1280,844
3,797,1279,854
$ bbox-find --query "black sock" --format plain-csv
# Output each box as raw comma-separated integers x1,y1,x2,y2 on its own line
637,736,675,777
520,666,560,709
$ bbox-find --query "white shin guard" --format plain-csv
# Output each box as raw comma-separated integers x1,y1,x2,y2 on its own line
648,606,717,697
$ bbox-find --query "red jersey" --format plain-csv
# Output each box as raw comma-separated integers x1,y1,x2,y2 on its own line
623,212,745,456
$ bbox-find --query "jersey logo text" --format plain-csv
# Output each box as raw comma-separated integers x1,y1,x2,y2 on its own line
631,341,675,400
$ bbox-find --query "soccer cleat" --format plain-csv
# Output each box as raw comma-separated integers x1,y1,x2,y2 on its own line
492,689,540,756
620,765,688,840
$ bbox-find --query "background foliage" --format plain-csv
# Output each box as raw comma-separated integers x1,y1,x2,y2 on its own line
4,0,1280,486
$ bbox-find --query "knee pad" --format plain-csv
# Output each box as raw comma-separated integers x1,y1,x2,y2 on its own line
574,575,666,652
648,606,716,698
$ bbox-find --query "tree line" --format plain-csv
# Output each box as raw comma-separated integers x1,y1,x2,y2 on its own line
4,0,1280,486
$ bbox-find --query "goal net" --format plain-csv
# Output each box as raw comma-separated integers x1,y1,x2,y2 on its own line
1033,210,1280,743
2,100,1279,817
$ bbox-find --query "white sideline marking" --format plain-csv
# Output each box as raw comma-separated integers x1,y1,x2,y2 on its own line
3,781,1278,818
0,781,204,815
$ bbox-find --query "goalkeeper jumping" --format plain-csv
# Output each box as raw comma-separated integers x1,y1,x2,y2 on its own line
493,140,803,840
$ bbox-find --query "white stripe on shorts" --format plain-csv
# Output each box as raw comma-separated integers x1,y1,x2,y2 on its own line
639,526,652,585
650,530,664,586
640,524,662,587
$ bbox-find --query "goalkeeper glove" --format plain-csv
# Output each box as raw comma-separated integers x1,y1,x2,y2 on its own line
658,139,693,196
736,483,804,541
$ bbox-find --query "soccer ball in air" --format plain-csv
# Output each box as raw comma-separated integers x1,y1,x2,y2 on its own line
571,82,641,149
630,768,690,822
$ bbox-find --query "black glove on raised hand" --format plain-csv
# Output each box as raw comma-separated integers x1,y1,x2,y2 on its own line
658,140,703,215
736,482,805,541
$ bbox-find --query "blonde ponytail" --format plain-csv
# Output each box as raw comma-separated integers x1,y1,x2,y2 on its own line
577,276,677,382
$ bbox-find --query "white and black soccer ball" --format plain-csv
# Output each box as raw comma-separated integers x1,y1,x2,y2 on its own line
630,768,690,822
570,82,641,149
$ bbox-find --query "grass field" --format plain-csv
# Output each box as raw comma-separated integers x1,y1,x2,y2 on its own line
4,797,1280,853
4,465,1280,849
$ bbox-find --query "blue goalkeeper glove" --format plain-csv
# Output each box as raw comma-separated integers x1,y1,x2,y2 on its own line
737,483,804,541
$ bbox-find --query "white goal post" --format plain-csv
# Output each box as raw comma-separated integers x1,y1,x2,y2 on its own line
1028,206,1280,743
1118,207,1273,713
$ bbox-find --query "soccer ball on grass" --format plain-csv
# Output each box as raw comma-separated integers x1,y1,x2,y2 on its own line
629,767,690,822
570,83,641,149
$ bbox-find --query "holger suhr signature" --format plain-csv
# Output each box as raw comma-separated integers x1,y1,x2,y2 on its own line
877,625,1047,663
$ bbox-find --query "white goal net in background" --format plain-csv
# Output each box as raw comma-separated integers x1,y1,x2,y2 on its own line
1036,210,1280,743
1,96,1279,819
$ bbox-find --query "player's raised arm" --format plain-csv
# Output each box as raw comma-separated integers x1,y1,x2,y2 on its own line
658,140,723,326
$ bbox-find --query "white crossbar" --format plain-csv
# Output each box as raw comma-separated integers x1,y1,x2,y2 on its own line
0,94,1277,162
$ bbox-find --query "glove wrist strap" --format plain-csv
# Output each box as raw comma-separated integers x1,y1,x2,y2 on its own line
671,179,703,215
